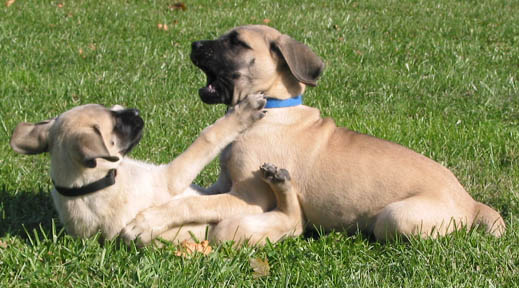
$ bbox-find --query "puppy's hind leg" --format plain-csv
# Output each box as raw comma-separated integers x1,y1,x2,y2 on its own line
210,164,305,246
372,196,470,241
259,163,302,220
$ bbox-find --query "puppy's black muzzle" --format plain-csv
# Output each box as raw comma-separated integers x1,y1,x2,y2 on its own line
190,39,236,105
190,40,221,69
113,108,144,155
192,40,203,51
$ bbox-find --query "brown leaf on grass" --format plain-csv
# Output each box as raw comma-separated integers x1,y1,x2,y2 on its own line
89,43,96,51
0,240,8,249
5,0,15,7
169,2,187,11
174,240,212,258
79,48,86,58
157,23,169,31
249,257,270,278
57,3,63,8
263,18,271,24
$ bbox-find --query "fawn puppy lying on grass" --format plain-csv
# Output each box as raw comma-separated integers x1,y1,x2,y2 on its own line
10,94,267,244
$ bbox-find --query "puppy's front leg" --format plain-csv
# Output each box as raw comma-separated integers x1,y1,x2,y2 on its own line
122,190,265,246
164,93,266,195
121,94,265,245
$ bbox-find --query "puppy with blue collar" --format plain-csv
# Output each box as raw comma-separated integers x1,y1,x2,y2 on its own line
123,25,505,245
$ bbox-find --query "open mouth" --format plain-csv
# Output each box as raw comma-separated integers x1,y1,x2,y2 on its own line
200,68,217,96
191,55,217,95
191,52,233,105
196,66,230,104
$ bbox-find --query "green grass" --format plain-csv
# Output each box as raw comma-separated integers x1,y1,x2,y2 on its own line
1,0,518,286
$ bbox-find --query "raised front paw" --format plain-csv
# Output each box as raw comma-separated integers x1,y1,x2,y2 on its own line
260,162,291,184
120,208,170,247
231,93,267,129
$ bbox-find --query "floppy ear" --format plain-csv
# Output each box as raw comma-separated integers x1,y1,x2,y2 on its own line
71,127,120,168
110,104,125,111
10,119,55,155
272,34,325,86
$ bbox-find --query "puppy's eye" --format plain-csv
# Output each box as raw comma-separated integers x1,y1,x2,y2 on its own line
229,35,251,49
230,36,240,45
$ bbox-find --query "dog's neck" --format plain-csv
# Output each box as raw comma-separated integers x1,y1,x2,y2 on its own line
52,169,117,197
50,157,121,196
264,95,303,108
261,68,306,100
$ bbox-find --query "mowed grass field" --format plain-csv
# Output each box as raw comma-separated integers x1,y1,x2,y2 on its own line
1,0,518,286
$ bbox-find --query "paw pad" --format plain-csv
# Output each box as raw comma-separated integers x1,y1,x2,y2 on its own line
260,163,291,183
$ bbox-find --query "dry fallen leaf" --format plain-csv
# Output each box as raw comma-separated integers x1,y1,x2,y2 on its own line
169,2,187,11
263,18,271,24
57,3,63,8
174,240,212,258
157,23,169,31
249,257,270,278
0,240,8,249
79,48,86,58
5,0,15,7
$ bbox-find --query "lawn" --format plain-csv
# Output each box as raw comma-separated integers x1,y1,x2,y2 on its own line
1,0,518,286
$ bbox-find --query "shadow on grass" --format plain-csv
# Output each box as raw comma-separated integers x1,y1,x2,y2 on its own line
303,224,378,243
0,186,60,240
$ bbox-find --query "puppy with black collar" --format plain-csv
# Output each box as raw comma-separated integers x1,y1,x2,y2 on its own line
10,94,266,243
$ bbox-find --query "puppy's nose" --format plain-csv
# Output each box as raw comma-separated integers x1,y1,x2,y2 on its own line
128,109,140,117
192,41,203,50
117,108,140,118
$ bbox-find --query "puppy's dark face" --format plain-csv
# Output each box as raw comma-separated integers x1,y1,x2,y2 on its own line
190,25,324,106
190,30,254,105
110,107,145,156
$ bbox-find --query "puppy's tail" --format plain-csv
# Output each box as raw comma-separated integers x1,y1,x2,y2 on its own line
472,202,505,237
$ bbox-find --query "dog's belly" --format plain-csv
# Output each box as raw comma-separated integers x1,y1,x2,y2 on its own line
298,185,380,232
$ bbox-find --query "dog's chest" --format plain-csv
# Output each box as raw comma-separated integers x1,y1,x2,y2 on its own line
223,123,296,182
52,186,137,239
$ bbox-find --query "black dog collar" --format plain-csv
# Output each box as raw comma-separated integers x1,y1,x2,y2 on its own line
53,169,117,197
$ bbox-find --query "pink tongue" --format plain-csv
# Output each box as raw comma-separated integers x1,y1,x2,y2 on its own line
208,84,216,93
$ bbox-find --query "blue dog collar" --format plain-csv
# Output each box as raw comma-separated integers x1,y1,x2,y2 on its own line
264,95,303,109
